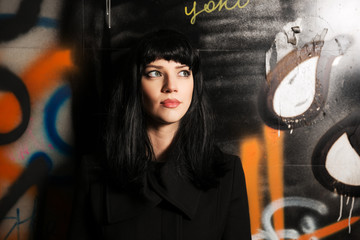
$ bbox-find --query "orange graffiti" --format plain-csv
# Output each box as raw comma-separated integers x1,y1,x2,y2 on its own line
239,126,358,239
240,136,263,234
298,217,360,240
240,128,285,236
264,126,284,237
0,47,73,137
0,148,21,182
0,92,21,133
21,47,73,103
0,47,73,196
0,148,22,196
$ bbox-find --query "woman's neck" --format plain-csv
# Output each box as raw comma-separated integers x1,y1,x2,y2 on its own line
147,122,179,162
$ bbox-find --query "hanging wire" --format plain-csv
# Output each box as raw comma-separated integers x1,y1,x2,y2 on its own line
106,0,111,28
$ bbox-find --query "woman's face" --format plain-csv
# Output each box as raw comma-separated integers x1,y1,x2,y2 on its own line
141,59,194,127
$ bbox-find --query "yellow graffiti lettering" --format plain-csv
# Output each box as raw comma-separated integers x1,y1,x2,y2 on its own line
185,0,250,24
204,1,217,13
185,2,205,24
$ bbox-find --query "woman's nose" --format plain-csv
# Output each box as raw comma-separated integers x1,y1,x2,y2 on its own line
162,74,178,93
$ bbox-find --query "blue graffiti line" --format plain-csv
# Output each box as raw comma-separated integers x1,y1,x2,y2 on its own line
0,14,57,28
27,151,53,171
3,201,37,240
44,84,73,155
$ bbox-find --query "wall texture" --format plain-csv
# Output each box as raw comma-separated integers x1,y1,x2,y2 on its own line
0,0,360,239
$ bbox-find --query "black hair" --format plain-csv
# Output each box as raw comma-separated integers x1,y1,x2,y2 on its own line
105,29,225,191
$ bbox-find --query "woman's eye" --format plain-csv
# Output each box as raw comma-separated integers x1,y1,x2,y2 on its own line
179,70,191,77
147,71,161,77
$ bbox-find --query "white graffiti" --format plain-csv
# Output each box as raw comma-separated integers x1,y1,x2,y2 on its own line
252,197,328,240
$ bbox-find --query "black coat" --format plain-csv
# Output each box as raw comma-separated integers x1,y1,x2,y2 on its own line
68,152,251,240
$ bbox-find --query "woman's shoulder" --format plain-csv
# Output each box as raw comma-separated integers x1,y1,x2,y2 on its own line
214,147,245,180
220,151,241,163
214,147,241,167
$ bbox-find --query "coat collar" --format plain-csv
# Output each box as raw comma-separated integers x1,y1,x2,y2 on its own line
105,178,162,223
105,158,202,223
147,160,202,219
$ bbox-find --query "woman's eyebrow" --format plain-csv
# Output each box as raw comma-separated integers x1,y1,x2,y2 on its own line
145,64,163,69
175,65,189,69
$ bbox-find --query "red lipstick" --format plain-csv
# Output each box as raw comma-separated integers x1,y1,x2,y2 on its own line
161,98,181,108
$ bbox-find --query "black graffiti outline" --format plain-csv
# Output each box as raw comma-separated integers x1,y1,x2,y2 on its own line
0,0,43,42
0,153,50,223
0,67,31,145
259,32,351,130
312,112,360,197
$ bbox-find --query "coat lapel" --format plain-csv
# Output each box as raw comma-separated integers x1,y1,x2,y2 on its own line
105,161,203,223
105,179,161,223
147,159,202,220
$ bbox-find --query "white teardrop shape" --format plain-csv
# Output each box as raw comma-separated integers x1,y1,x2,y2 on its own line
273,57,318,117
326,133,360,186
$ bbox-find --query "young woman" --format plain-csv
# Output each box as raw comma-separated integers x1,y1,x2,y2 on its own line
69,29,251,240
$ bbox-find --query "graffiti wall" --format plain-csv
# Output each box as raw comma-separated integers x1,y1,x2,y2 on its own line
0,0,75,239
0,0,359,239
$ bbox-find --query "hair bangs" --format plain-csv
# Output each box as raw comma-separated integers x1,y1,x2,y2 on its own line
138,30,199,72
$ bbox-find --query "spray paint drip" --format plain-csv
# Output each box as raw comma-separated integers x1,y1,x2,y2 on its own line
348,196,355,233
337,195,343,221
337,195,356,234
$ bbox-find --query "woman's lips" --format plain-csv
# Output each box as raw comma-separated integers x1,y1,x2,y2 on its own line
161,99,181,108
